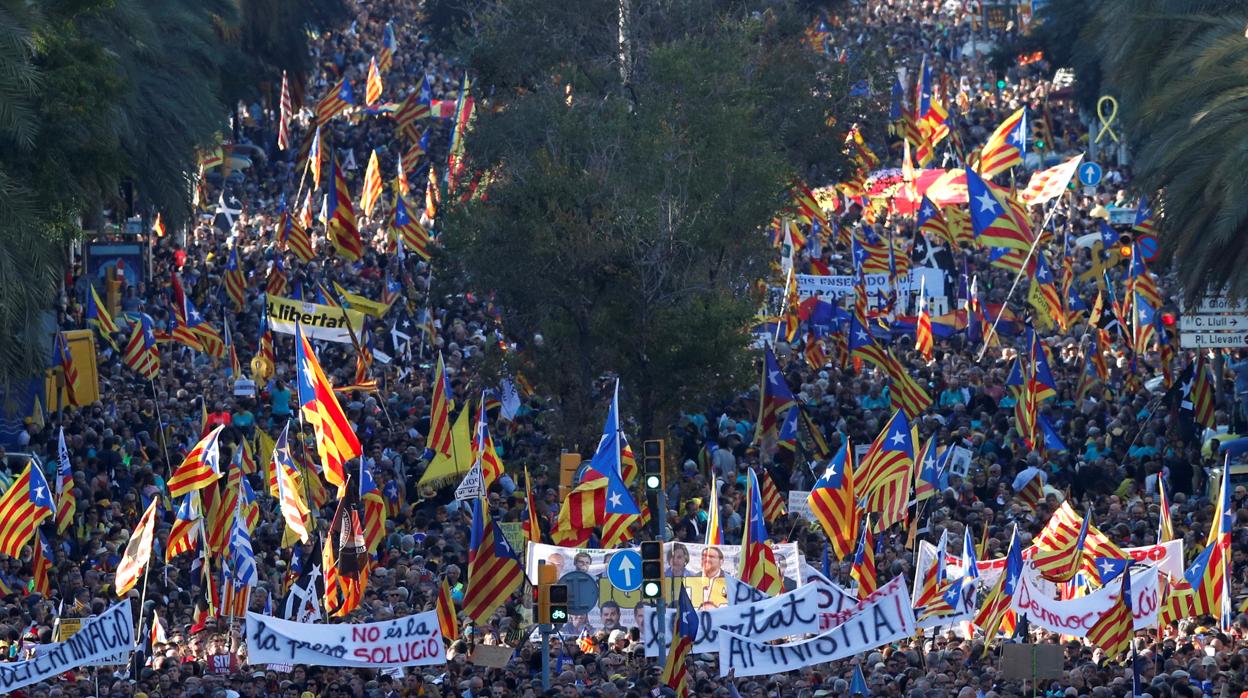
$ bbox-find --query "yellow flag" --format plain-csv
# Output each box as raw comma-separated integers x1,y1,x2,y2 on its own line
419,408,474,486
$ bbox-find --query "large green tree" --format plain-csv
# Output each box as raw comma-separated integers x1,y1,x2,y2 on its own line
0,0,347,385
1033,0,1248,300
441,0,877,444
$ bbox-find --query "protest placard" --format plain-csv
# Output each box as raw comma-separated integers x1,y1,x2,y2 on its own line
1000,644,1064,680
469,645,514,668
786,491,816,523
643,576,857,657
498,522,525,555
246,610,444,668
717,576,915,678
2,600,133,693
918,538,1183,591
1012,566,1159,635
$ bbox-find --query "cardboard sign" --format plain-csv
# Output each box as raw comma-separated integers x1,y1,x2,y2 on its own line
469,645,514,669
1000,644,1064,680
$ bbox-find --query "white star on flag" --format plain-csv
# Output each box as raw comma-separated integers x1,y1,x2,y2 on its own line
975,191,998,213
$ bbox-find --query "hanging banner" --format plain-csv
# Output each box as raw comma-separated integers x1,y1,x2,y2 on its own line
525,541,803,639
266,295,366,345
642,576,857,657
921,539,1184,589
796,270,945,301
245,610,443,668
717,576,915,678
1,600,133,693
1012,566,1160,636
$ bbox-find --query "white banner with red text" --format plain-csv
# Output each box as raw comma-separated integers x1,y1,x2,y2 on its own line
1011,565,1160,636
245,611,444,668
922,539,1184,588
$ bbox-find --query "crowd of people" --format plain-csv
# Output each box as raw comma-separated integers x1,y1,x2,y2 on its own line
3,0,1246,697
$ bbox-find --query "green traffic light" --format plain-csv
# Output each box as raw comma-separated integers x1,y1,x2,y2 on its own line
645,474,661,490
551,609,568,622
642,581,660,598
996,80,1006,89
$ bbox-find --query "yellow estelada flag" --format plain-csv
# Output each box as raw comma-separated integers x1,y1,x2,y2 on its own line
332,281,392,318
418,407,473,486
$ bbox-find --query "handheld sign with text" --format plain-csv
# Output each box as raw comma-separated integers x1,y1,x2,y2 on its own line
246,610,444,668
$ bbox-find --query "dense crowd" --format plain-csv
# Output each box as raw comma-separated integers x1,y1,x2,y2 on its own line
2,1,1245,697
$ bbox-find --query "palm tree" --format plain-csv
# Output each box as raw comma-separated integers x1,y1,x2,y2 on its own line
0,2,64,387
1038,0,1248,300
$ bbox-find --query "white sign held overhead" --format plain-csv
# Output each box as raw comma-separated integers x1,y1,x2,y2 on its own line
1180,331,1248,349
455,458,485,502
1179,315,1248,331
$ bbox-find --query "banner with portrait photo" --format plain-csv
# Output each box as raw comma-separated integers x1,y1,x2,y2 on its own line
524,541,802,640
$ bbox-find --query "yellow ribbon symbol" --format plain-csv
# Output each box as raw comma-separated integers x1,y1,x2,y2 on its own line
1095,96,1119,143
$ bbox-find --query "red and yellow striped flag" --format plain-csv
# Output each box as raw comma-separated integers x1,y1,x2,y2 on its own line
361,150,383,218
427,353,454,457
463,498,524,624
167,426,225,499
365,57,383,106
328,159,364,261
437,578,459,641
760,469,786,524
1086,569,1133,662
295,324,361,493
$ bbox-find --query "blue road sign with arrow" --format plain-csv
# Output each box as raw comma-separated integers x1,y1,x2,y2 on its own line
1078,162,1103,187
606,549,642,592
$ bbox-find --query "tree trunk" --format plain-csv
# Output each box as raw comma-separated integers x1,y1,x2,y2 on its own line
618,0,632,91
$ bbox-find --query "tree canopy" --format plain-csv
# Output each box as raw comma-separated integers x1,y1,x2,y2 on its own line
441,0,878,443
1032,0,1248,300
0,0,346,384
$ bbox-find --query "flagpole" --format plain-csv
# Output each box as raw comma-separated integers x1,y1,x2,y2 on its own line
149,378,174,473
133,560,151,665
975,194,1066,363
773,267,794,345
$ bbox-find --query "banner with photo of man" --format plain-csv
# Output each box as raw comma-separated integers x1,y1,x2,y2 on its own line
524,542,802,639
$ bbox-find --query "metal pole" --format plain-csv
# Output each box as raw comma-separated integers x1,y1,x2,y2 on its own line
540,624,552,690
656,485,668,658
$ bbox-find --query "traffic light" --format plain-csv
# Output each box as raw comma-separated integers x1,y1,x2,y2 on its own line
537,562,558,625
643,439,664,492
548,584,568,624
641,540,662,600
